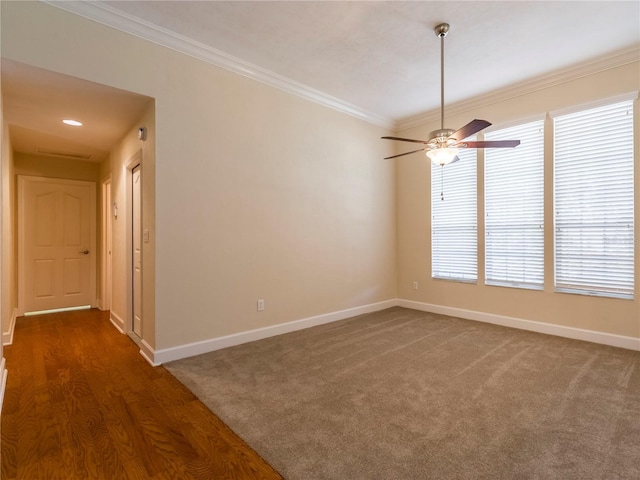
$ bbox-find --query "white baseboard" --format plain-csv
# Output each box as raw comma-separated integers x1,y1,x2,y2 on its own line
109,312,159,367
110,311,125,333
147,298,639,366
2,308,17,346
0,357,7,415
139,339,160,367
398,299,640,351
153,299,398,365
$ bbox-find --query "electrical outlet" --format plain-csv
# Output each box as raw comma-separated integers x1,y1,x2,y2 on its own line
257,299,265,312
413,281,419,290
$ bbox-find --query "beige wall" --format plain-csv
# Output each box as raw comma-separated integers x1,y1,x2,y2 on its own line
397,62,640,339
1,1,397,352
13,153,100,182
153,64,396,348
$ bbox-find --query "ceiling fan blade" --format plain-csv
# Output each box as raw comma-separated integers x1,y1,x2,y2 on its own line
384,148,427,159
457,140,521,148
448,119,492,142
381,136,429,144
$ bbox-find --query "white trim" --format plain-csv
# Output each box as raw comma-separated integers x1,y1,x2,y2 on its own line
139,339,160,367
397,299,640,352
138,299,640,366
125,152,142,339
44,0,394,129
481,112,547,135
101,176,112,313
2,308,17,346
0,358,7,415
548,90,639,119
397,47,640,131
152,299,398,365
110,311,125,333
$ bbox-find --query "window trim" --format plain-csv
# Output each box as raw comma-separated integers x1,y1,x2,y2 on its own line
484,119,545,290
552,98,635,300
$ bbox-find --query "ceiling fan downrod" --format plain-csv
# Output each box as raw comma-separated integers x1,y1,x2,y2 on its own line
435,23,449,132
429,23,455,148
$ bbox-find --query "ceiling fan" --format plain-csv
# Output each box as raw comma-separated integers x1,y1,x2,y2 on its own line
382,23,520,165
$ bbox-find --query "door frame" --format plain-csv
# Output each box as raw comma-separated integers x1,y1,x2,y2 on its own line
101,176,112,311
131,163,142,337
17,175,97,316
124,151,142,341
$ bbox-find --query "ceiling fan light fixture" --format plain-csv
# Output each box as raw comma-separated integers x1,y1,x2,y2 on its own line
427,147,458,166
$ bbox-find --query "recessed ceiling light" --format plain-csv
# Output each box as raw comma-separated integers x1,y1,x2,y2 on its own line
62,119,83,126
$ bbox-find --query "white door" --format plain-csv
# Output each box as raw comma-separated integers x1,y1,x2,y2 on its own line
132,165,142,336
19,176,96,314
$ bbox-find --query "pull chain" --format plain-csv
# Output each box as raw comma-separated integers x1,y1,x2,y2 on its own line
440,165,445,201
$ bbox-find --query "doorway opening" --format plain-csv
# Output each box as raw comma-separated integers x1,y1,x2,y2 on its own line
2,60,155,363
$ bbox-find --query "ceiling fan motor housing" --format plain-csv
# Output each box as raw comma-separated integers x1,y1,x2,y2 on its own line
428,128,457,148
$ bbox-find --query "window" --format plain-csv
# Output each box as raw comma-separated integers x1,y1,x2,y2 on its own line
554,99,635,298
431,148,477,281
485,120,544,289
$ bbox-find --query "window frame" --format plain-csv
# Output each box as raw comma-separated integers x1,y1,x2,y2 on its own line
552,98,635,299
484,119,545,290
431,147,478,283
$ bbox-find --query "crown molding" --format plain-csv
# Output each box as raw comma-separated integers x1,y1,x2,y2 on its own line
43,0,395,130
42,1,638,133
396,45,640,131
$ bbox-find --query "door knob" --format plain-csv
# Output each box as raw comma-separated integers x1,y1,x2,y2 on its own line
80,250,90,255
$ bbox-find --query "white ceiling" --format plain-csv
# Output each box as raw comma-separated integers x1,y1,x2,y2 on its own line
2,1,639,160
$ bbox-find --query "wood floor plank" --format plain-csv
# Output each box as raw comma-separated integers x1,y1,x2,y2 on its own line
1,309,283,480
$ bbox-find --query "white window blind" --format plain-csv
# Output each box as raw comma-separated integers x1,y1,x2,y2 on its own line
432,148,477,281
485,120,544,289
554,99,635,298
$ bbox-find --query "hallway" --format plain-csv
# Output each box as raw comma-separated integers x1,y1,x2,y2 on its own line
1,309,282,480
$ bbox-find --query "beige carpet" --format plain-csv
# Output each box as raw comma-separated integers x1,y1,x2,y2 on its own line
166,307,640,479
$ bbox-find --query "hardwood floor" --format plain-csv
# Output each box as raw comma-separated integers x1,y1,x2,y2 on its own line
1,309,284,480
